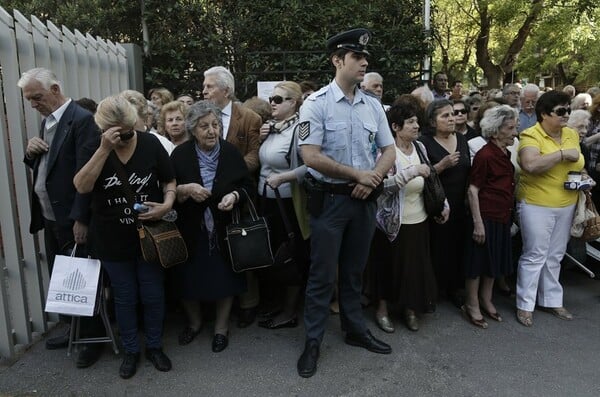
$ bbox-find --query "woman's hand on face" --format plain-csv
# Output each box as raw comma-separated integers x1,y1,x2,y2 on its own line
217,193,237,211
187,183,212,203
100,126,123,151
562,148,580,162
416,164,431,178
138,201,170,221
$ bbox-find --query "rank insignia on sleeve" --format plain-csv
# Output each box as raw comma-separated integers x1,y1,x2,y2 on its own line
298,121,310,140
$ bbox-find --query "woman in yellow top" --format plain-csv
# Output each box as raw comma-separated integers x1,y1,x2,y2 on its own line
516,91,585,327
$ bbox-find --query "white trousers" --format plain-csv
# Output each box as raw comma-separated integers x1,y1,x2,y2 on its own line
516,202,575,311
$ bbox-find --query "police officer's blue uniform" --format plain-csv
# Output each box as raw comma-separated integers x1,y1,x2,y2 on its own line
298,80,394,342
296,28,396,378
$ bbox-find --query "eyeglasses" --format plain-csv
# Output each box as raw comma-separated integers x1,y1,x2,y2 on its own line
269,95,292,104
453,109,468,115
552,107,571,117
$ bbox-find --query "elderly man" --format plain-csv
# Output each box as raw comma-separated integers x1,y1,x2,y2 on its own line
361,72,390,110
518,83,540,132
296,28,396,378
202,66,262,328
19,68,103,368
502,83,521,109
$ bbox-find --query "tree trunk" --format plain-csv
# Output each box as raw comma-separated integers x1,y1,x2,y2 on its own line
475,0,544,88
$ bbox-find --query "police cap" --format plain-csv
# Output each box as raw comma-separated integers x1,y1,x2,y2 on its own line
326,28,371,56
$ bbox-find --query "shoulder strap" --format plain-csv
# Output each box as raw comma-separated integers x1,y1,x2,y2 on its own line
413,141,429,166
261,184,295,240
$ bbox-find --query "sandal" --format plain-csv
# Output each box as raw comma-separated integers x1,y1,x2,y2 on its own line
461,305,488,329
481,308,503,322
516,309,533,327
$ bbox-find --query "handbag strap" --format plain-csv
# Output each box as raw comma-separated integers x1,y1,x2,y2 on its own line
232,188,259,224
262,184,295,240
413,142,430,166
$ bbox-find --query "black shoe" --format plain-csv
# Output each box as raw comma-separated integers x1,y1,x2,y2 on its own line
178,326,202,345
76,344,103,368
146,348,172,372
119,352,140,379
450,293,465,309
297,339,319,378
237,307,257,328
345,330,392,354
258,317,298,329
45,328,70,350
212,333,229,353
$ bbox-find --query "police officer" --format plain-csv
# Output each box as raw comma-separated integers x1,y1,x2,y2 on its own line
296,28,396,378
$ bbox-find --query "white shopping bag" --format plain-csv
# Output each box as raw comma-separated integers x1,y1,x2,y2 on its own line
45,246,101,316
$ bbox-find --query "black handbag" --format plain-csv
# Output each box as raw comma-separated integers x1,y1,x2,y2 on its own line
112,156,188,268
414,142,446,217
226,189,275,272
261,185,295,267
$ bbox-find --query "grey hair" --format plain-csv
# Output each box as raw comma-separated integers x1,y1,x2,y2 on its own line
425,98,453,130
521,83,540,97
204,66,235,99
571,93,592,109
363,72,383,84
567,109,591,129
17,67,62,90
479,105,519,139
502,83,520,96
185,100,223,137
411,84,434,106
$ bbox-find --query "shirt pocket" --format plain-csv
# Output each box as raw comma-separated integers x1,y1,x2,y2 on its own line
362,122,378,152
324,121,348,150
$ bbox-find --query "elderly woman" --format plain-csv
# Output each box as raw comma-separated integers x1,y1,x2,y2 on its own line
73,95,175,379
176,94,195,108
255,81,310,329
419,99,471,308
148,87,174,108
121,90,175,155
584,96,600,208
516,91,585,327
568,109,592,167
571,93,592,111
159,101,187,146
464,105,518,329
170,101,252,352
370,98,446,333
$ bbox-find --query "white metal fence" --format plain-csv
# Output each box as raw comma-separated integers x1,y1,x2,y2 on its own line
0,6,130,359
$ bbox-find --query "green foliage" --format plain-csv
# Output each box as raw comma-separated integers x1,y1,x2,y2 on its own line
4,0,427,102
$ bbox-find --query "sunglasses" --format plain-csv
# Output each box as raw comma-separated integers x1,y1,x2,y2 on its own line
454,109,468,115
552,107,571,117
269,95,292,104
471,106,480,112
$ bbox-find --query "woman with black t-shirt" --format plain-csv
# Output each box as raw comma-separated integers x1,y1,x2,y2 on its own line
74,95,176,379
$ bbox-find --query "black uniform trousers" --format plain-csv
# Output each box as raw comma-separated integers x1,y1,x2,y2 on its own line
303,194,376,343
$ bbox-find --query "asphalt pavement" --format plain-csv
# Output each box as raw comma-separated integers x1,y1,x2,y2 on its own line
1,266,599,397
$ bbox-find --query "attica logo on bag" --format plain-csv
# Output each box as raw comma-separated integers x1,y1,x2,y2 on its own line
62,269,86,291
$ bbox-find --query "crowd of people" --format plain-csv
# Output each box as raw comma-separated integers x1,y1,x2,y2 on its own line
19,27,598,380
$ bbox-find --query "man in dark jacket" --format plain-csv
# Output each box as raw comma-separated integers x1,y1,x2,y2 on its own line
19,67,103,368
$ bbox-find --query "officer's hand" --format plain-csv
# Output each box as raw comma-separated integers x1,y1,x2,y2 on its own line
356,170,382,189
351,183,373,200
26,137,49,158
72,220,88,245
